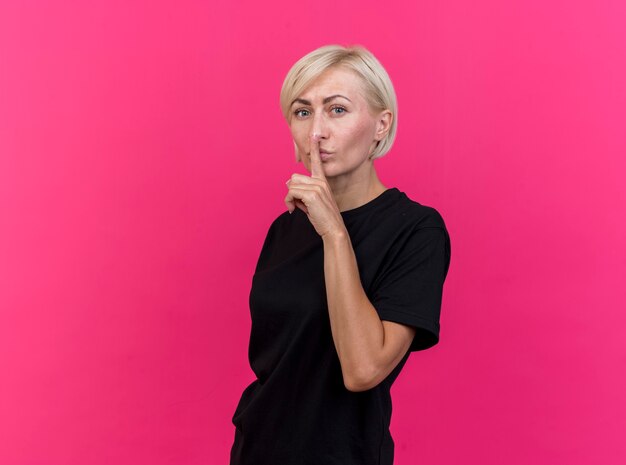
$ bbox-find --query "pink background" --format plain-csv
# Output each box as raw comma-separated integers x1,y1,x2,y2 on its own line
1,1,625,464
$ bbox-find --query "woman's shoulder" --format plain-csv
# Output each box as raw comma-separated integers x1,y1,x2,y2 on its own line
263,207,315,238
393,190,448,231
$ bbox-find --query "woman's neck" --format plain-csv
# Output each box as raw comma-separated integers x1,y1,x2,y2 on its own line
328,168,387,212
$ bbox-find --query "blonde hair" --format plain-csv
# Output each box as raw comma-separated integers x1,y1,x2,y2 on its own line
280,44,398,161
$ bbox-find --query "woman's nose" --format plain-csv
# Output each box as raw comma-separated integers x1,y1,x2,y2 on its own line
310,114,328,140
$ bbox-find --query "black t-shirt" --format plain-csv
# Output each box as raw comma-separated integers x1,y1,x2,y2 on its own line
230,187,451,465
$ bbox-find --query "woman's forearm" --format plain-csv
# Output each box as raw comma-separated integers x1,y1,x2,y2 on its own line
322,228,386,391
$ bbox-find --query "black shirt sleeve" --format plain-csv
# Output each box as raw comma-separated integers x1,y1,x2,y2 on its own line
254,215,281,274
370,224,451,352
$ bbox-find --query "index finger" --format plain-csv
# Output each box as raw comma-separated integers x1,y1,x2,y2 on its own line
309,133,325,180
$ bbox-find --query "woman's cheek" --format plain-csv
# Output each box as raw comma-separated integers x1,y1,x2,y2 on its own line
354,119,378,152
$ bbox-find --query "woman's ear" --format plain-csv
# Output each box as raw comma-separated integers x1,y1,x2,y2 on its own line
375,110,393,141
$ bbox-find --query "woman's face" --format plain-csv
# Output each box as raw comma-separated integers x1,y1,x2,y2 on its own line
288,66,390,179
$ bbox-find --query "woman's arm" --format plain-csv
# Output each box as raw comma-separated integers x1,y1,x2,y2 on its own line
323,229,416,392
284,134,417,392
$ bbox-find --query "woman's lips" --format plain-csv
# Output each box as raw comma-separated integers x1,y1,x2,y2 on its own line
308,150,333,161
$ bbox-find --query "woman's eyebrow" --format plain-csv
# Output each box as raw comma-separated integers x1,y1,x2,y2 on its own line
290,94,352,107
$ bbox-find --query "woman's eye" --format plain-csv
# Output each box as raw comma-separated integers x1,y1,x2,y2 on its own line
293,106,346,118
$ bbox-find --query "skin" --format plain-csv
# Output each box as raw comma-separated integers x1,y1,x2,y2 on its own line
284,66,417,392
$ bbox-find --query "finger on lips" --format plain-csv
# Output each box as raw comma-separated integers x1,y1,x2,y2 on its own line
285,133,325,214
309,133,325,179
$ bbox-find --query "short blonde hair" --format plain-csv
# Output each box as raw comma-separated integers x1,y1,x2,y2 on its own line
280,44,398,160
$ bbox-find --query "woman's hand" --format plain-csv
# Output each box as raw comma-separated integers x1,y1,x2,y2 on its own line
285,134,346,238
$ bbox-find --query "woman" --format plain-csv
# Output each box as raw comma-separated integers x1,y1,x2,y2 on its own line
230,44,451,465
